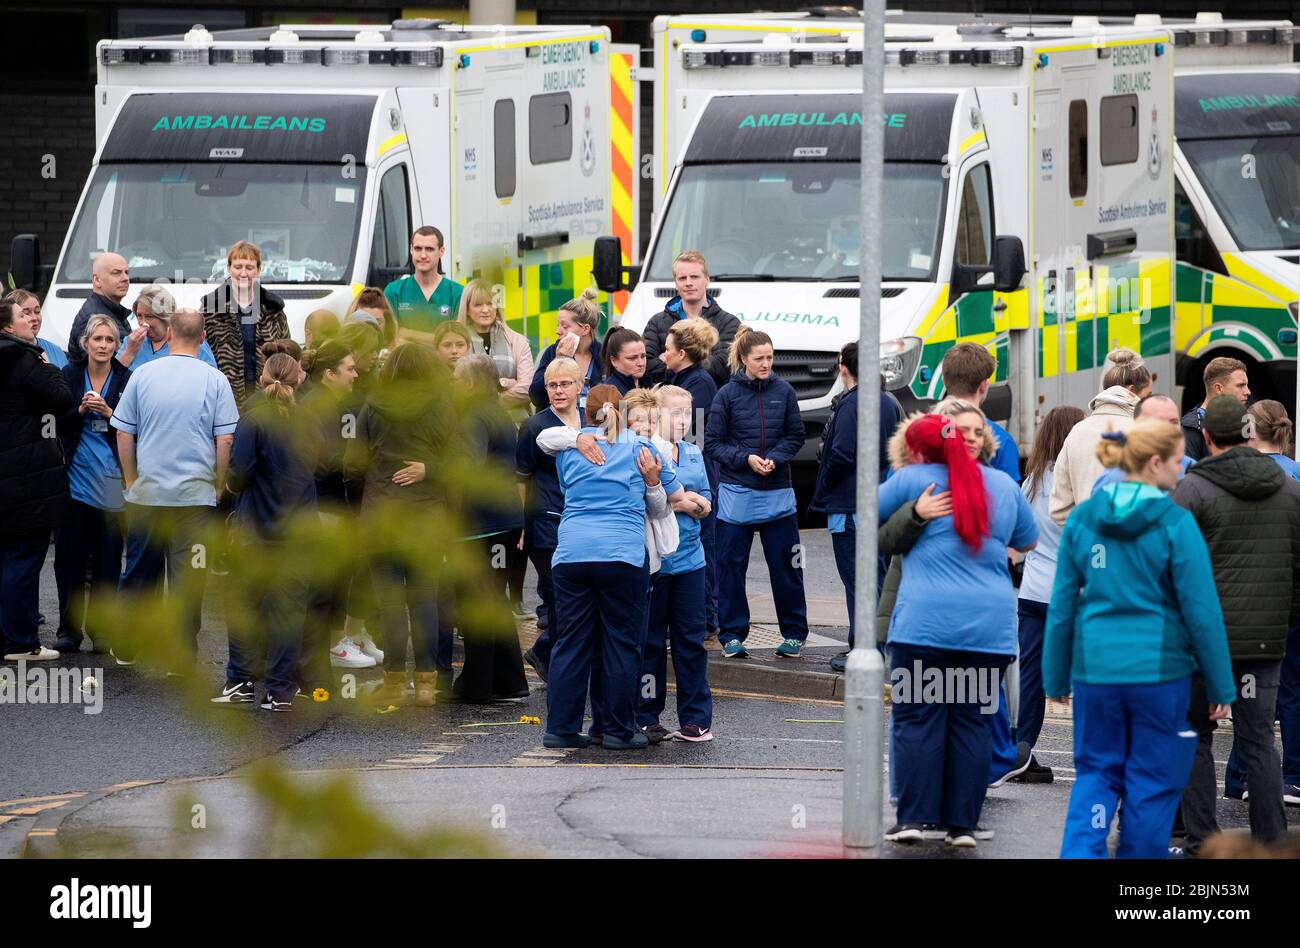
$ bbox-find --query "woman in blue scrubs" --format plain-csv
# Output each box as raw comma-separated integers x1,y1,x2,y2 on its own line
543,384,674,750
54,314,131,654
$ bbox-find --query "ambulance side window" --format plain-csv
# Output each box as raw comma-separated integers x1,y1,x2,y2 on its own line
955,163,993,267
529,92,572,164
1174,180,1226,275
371,164,412,272
1068,100,1088,198
495,100,517,199
1100,94,1139,166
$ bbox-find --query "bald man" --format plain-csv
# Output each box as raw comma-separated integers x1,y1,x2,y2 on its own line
67,252,132,362
1090,394,1193,495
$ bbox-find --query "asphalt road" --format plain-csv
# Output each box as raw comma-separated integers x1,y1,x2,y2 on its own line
1,540,1279,858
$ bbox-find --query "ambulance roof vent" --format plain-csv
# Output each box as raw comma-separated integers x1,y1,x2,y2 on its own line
1195,12,1225,24
391,19,454,44
1133,14,1164,27
800,6,861,18
1071,16,1101,29
955,22,1010,36
354,29,386,44
184,24,213,46
268,29,300,45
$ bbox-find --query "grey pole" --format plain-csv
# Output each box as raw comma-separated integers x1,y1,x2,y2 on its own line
842,0,886,854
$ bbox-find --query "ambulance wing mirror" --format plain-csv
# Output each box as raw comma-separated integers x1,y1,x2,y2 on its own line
593,235,640,294
9,234,41,292
992,235,1026,293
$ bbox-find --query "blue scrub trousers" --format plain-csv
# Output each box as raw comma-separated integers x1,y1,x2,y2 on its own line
1060,677,1197,859
1283,623,1300,786
890,642,1010,829
988,683,1018,782
527,545,556,663
548,558,649,742
638,567,712,730
716,514,807,645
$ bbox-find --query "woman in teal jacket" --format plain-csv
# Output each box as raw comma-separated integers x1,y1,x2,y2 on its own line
1046,419,1236,859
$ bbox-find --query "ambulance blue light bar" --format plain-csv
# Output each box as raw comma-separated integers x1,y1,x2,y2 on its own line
682,45,1022,69
103,44,443,67
1172,25,1299,46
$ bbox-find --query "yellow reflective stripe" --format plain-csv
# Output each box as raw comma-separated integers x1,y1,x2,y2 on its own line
959,130,986,155
913,286,950,339
456,33,603,54
1222,253,1299,303
377,132,407,157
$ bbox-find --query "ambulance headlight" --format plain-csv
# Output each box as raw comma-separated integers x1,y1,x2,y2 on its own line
1288,300,1299,322
880,336,923,390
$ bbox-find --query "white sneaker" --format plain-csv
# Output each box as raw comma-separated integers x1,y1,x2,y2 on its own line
109,649,136,666
351,630,384,664
329,636,376,669
4,646,59,661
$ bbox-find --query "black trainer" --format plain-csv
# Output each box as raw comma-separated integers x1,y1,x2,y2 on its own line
1013,756,1055,784
884,823,925,843
640,723,671,745
523,647,549,683
211,680,255,705
260,694,293,712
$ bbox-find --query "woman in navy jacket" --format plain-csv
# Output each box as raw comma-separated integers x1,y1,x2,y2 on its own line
55,314,132,654
599,326,647,395
705,326,808,658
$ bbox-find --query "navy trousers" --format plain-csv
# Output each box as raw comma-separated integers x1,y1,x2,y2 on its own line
226,540,310,700
370,556,440,673
1016,598,1049,752
117,503,214,662
1,531,49,654
715,514,807,645
638,567,712,730
527,545,556,663
831,526,857,648
454,533,528,702
54,500,124,647
890,642,1010,829
1061,678,1196,858
548,558,649,742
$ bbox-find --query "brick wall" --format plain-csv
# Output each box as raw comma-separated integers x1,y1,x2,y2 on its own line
0,92,96,284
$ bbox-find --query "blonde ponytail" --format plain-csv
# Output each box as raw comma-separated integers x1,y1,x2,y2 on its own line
1095,419,1182,474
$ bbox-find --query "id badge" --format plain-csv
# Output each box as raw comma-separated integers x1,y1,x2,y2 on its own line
89,417,109,433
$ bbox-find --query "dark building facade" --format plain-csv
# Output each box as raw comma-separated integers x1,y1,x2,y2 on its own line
3,1,1298,283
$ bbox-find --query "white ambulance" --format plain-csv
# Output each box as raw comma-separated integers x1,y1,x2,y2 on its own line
888,10,1300,412
597,17,1179,456
22,18,613,350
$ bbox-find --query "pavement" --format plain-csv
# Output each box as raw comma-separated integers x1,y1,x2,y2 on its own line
1,530,1281,858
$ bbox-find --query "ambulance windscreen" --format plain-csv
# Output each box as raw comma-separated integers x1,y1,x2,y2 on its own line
643,161,945,282
683,92,956,164
1176,74,1300,252
58,163,367,284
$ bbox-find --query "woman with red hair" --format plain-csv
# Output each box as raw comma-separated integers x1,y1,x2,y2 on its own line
878,412,1038,848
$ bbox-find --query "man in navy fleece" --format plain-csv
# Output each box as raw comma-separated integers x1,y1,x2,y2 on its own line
810,342,903,673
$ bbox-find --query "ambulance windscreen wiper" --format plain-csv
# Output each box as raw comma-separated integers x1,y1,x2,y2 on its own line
708,273,778,282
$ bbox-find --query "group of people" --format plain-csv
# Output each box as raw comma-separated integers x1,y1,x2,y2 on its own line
3,228,1298,852
828,339,1299,856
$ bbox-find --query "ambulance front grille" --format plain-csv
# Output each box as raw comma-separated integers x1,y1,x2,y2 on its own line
773,351,840,401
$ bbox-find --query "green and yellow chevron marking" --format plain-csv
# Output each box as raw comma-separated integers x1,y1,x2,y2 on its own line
1176,260,1297,363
